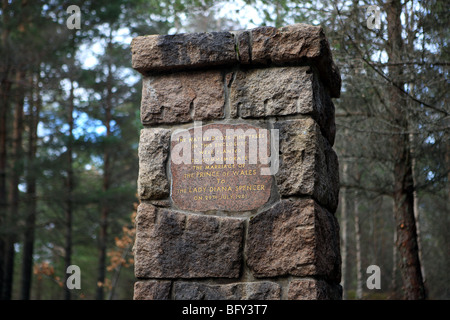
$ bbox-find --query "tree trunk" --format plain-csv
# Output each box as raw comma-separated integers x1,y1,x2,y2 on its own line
0,0,11,299
446,131,450,220
20,74,40,300
108,244,131,300
407,83,426,289
3,70,26,300
64,79,75,301
354,192,363,299
96,36,113,300
390,219,398,296
411,160,425,282
340,160,348,300
96,101,111,300
386,0,426,300
0,69,10,302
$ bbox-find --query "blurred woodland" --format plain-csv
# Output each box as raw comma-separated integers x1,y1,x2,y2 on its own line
0,0,448,299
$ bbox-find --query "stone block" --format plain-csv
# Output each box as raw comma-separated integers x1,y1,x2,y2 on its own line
131,32,237,74
234,30,251,64
141,70,225,125
173,281,281,300
288,279,342,300
138,128,171,200
275,118,339,212
134,203,245,279
131,24,341,98
230,66,314,118
246,199,341,282
133,280,171,300
249,23,341,98
312,71,336,146
229,66,335,145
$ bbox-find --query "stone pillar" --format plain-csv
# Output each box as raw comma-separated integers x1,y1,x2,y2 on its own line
130,23,342,300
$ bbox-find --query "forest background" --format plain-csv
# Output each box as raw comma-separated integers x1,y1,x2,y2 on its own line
0,0,448,300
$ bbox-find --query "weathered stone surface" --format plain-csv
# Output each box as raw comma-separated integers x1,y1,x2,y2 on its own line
230,67,313,118
174,281,281,300
275,118,339,212
141,70,224,125
149,199,171,208
131,24,340,98
138,128,171,200
234,30,251,64
288,279,342,300
249,23,341,98
170,123,272,212
246,199,341,282
313,71,336,146
229,66,335,144
133,280,171,300
250,24,321,63
134,203,245,279
131,32,237,74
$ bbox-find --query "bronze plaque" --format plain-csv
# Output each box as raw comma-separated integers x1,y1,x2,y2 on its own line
170,123,272,212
